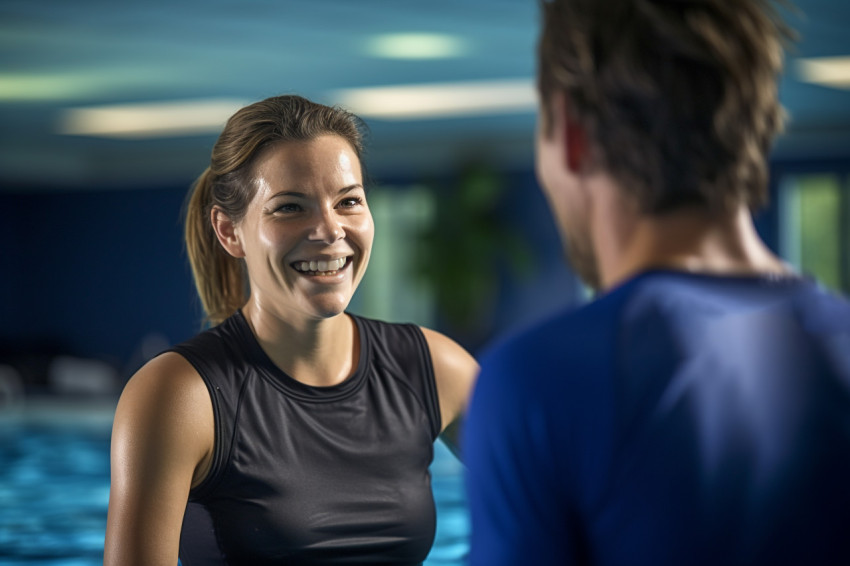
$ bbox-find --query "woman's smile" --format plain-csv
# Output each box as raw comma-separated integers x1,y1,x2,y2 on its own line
290,256,352,279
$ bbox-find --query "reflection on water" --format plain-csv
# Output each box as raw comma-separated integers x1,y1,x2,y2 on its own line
426,440,470,565
0,404,469,565
0,417,110,565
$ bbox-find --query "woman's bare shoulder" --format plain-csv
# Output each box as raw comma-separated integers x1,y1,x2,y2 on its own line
113,351,213,462
120,351,208,408
418,326,479,432
105,352,214,565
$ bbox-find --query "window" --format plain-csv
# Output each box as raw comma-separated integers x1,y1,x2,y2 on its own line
349,185,436,326
780,173,850,294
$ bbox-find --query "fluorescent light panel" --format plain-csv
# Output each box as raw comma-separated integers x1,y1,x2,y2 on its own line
333,78,536,120
57,78,537,139
59,98,246,139
364,33,468,60
795,56,850,89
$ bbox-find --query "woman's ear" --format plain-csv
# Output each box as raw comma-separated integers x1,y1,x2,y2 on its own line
211,206,246,258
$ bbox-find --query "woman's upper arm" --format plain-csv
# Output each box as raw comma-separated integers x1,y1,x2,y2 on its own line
420,327,479,450
104,352,214,566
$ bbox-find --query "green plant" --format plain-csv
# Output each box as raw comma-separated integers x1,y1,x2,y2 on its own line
413,163,533,339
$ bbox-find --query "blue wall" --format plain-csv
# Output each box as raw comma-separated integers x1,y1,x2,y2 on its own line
0,187,201,380
0,159,816,383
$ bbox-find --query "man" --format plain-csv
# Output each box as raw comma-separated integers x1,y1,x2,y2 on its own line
463,1,850,565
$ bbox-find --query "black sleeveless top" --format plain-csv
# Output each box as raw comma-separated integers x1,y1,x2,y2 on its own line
172,311,442,565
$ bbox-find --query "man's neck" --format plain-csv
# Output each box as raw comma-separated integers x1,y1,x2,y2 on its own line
597,201,791,291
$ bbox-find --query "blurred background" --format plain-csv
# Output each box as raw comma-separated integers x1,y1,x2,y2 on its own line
0,0,848,564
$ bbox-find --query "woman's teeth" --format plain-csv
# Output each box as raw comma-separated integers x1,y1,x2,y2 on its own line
294,257,347,274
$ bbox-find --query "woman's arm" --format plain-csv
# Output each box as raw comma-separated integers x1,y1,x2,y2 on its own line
420,327,479,459
104,352,214,566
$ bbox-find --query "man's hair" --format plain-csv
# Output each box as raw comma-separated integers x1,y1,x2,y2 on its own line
538,0,793,213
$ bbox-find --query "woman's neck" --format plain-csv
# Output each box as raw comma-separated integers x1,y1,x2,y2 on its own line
241,301,359,387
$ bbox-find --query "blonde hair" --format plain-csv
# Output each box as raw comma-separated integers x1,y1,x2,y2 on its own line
184,95,366,326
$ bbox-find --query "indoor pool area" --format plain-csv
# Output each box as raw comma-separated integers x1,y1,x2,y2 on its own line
0,400,469,565
2,0,849,565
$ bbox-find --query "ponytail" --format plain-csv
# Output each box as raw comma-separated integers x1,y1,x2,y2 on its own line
184,168,247,326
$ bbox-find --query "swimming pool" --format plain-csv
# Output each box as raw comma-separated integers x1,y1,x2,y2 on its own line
0,400,469,565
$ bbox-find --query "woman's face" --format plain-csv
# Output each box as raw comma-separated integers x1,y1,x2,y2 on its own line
234,134,374,322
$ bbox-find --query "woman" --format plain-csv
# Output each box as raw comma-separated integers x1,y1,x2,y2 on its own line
104,95,478,565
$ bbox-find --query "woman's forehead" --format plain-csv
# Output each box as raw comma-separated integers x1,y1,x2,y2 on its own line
252,136,363,196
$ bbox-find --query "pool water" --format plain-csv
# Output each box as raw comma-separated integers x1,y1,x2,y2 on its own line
0,403,469,565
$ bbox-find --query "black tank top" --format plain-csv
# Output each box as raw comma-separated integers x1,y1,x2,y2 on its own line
172,310,442,565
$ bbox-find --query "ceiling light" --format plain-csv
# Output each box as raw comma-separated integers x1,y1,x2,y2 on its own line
0,68,184,102
58,98,247,139
364,33,468,60
795,56,850,89
0,73,98,101
332,78,536,120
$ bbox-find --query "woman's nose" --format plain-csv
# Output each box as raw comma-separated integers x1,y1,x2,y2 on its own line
309,210,343,243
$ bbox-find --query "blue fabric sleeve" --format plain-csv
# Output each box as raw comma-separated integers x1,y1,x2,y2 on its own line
463,343,579,566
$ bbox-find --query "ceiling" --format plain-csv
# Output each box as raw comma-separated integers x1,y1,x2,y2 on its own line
1,0,849,191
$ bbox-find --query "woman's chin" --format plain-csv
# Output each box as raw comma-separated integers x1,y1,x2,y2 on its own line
302,296,352,320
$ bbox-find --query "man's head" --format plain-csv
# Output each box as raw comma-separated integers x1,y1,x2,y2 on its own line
535,0,792,285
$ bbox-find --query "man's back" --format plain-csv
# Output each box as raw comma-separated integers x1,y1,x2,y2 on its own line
465,270,850,565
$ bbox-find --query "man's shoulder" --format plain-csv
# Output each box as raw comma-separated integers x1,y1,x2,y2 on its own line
795,282,850,332
478,292,623,388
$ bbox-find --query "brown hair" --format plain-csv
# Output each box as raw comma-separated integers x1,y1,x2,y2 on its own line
537,0,794,213
184,95,367,326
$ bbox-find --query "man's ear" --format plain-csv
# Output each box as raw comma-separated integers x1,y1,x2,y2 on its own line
565,118,587,174
553,93,589,174
211,206,246,258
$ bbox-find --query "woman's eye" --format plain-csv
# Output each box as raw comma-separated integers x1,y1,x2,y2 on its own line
274,203,302,213
339,197,363,209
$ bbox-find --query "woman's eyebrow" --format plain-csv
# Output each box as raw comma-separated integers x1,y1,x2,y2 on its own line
269,185,363,199
269,190,308,199
339,184,364,194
